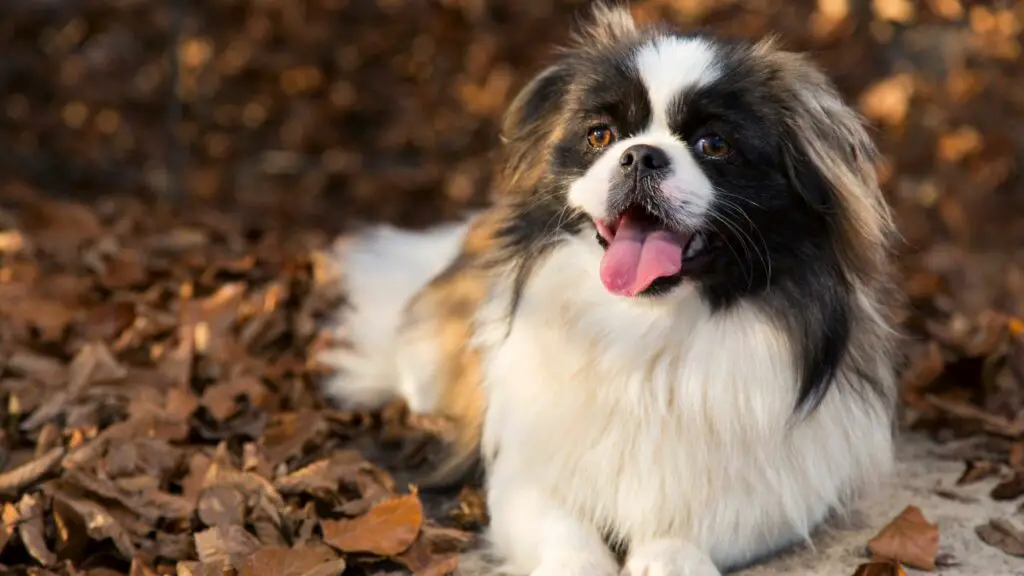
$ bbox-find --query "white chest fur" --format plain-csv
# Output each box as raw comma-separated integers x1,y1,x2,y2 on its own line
475,236,893,571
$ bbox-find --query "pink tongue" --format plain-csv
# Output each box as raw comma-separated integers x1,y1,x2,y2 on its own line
599,215,684,296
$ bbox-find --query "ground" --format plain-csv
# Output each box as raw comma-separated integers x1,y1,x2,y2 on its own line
1,0,1024,575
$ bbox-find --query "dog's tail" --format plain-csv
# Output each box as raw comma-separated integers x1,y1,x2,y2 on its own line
318,217,474,411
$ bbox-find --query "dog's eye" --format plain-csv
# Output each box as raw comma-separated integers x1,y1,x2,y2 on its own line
586,125,615,149
695,135,731,159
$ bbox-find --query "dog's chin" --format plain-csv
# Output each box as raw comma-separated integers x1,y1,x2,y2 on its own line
592,202,712,299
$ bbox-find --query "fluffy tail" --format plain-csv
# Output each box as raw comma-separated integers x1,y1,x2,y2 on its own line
319,217,473,410
320,216,506,576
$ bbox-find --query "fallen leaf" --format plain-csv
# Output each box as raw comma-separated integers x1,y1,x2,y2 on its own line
17,493,56,566
976,518,1024,557
194,525,261,569
0,446,64,497
197,485,246,527
238,545,344,576
51,489,137,560
956,459,1001,485
396,524,474,575
67,341,128,394
866,505,939,571
200,377,269,422
322,488,424,556
273,451,366,497
991,470,1024,501
260,410,328,464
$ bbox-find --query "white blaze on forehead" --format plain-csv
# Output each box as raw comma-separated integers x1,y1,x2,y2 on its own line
635,36,722,132
567,36,723,225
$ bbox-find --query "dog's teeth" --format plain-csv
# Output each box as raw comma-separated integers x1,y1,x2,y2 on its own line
685,233,705,259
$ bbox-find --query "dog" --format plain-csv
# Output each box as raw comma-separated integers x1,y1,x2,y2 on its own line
321,4,899,575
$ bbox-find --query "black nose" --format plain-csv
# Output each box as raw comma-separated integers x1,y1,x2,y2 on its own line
619,144,670,178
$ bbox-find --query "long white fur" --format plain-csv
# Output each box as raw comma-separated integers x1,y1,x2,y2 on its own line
320,220,470,411
322,28,894,576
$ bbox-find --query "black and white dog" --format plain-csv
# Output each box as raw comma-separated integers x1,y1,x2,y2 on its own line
322,4,898,575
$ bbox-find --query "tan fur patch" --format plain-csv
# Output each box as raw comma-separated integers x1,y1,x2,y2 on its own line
397,210,507,486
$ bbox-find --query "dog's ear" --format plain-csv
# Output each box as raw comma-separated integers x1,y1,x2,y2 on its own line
499,64,572,195
500,64,570,145
760,41,895,281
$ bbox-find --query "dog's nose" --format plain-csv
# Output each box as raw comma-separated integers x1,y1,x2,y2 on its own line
619,144,670,178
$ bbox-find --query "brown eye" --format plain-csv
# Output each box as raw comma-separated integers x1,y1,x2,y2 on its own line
696,135,731,159
587,125,615,149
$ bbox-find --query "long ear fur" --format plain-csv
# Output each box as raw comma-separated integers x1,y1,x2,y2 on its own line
498,64,572,197
758,39,896,282
756,39,900,413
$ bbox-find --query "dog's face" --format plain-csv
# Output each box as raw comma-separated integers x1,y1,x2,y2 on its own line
496,6,891,311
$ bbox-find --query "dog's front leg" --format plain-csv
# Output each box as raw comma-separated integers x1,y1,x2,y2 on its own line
486,471,618,576
621,539,722,576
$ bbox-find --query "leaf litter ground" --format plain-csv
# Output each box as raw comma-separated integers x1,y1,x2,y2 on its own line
0,194,482,575
4,0,1024,574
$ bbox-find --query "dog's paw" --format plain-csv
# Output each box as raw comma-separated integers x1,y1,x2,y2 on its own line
621,540,721,576
529,555,619,576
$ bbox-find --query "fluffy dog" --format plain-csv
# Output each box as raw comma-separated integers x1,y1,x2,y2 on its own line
321,4,898,575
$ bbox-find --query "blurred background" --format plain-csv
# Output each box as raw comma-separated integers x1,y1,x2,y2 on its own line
4,0,1024,314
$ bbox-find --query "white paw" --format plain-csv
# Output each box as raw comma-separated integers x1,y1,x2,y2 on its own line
529,554,619,576
622,540,721,576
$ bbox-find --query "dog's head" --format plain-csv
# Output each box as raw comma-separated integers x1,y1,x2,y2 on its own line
494,4,894,311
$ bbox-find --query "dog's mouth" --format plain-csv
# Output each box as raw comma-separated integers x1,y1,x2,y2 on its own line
594,204,708,297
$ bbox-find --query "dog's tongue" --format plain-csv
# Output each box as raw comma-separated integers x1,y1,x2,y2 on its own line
600,213,684,296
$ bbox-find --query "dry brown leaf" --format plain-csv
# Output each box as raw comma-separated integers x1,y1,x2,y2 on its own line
17,493,56,566
322,488,424,556
956,459,1001,485
273,450,366,497
990,470,1024,501
925,394,1024,438
197,485,246,527
6,349,66,386
67,341,128,393
975,518,1024,558
261,410,328,464
0,446,64,497
181,452,213,502
200,376,269,422
51,489,137,560
397,524,474,575
866,505,939,571
238,545,344,576
165,388,200,423
194,525,261,569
